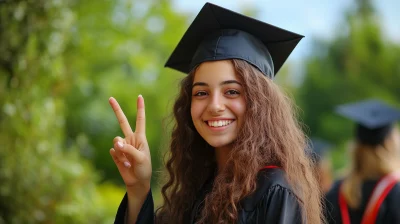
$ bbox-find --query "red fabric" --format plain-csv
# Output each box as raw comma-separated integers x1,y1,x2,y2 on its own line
339,172,400,224
361,174,399,224
261,165,279,170
338,186,350,224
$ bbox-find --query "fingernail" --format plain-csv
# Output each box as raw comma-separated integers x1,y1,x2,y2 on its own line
124,161,131,168
138,94,142,98
117,141,123,148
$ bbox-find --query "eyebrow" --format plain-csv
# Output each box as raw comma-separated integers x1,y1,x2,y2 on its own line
192,80,242,87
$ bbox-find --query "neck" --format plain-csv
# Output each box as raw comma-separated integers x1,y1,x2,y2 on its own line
215,145,232,173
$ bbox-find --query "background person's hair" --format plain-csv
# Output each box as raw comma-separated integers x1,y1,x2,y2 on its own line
157,59,324,224
342,127,400,209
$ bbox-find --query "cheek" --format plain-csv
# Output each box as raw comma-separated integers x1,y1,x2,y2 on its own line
190,101,203,119
229,99,246,118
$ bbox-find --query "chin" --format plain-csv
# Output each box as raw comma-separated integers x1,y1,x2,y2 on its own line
205,138,234,149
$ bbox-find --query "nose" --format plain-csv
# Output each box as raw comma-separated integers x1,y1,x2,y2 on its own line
207,93,225,114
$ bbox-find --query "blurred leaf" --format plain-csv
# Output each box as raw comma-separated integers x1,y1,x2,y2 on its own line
296,0,400,172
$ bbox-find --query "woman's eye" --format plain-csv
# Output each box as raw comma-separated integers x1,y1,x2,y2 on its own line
194,91,207,96
226,89,240,95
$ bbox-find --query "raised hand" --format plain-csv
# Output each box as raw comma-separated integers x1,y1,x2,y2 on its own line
109,95,152,189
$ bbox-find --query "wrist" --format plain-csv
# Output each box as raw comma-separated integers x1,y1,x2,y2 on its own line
126,182,150,197
124,182,151,224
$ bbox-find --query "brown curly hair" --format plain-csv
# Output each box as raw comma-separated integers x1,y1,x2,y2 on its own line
157,59,324,223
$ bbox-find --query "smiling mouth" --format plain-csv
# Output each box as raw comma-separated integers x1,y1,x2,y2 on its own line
206,120,234,127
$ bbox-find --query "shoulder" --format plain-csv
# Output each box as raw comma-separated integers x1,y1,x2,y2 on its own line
380,182,400,223
258,168,295,193
389,182,400,194
386,182,400,206
240,168,299,212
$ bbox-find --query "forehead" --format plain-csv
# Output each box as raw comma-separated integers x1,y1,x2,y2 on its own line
193,60,238,82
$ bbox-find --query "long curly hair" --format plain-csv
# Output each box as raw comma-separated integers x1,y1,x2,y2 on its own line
156,59,324,223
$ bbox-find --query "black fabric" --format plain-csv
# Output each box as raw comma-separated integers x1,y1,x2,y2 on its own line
114,168,303,224
164,2,304,78
324,180,400,224
114,189,154,224
335,99,400,146
356,124,393,146
190,29,274,78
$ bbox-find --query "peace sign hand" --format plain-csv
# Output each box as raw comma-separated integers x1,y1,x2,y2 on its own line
109,95,152,190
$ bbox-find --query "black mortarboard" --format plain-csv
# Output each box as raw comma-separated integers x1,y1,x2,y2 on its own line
307,138,332,163
164,2,304,79
335,99,400,146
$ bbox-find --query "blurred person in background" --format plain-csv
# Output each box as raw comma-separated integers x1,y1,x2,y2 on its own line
308,138,334,194
108,2,324,224
324,99,400,224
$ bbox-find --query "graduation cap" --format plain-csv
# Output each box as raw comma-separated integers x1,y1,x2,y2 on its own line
335,99,400,146
307,138,332,163
164,2,304,79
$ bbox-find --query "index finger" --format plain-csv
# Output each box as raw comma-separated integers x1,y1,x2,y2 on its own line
135,94,146,134
109,97,133,136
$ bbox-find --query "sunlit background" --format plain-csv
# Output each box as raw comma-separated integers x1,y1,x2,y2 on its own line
1,0,399,223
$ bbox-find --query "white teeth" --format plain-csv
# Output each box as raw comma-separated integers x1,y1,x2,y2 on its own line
207,120,232,127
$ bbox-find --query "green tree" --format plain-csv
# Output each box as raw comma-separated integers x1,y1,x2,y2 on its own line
62,0,190,185
296,0,400,169
0,1,119,223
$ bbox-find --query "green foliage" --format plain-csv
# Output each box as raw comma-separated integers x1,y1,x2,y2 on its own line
62,0,189,185
296,0,400,171
2,0,398,221
1,0,192,221
0,0,121,222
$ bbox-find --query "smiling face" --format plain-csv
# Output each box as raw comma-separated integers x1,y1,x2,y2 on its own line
191,60,246,150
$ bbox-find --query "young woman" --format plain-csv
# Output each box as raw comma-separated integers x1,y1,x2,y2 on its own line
109,3,324,224
324,99,400,224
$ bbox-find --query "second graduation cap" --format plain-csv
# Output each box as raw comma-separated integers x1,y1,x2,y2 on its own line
335,99,400,146
165,2,304,79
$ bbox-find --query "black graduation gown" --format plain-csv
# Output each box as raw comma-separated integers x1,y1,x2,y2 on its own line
324,180,400,224
114,168,303,224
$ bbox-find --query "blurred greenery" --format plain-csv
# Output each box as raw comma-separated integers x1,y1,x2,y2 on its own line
295,0,400,173
0,0,399,222
0,0,187,222
63,0,188,185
